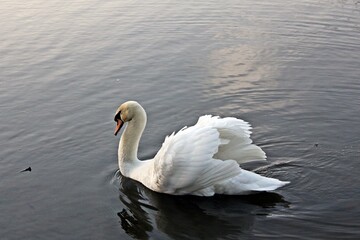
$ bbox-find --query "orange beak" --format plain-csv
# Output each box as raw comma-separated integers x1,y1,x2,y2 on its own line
114,119,124,136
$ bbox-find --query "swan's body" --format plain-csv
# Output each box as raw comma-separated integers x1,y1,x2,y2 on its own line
114,101,289,196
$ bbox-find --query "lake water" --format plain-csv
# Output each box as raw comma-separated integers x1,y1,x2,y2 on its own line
1,0,360,239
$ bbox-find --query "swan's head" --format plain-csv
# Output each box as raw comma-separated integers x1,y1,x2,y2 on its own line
113,101,145,136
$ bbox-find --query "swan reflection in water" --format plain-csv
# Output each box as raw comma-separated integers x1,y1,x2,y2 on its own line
115,171,290,240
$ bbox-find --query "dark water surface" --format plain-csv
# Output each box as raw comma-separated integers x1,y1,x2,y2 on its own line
1,0,360,239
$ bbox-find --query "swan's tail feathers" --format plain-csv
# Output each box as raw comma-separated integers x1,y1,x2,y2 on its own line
251,177,290,192
240,169,289,192
215,168,289,195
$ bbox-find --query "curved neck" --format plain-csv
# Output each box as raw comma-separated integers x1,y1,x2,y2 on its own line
118,108,147,166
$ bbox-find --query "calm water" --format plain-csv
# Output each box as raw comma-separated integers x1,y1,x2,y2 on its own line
1,0,360,239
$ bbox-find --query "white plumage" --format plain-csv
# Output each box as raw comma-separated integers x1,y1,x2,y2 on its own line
114,101,289,196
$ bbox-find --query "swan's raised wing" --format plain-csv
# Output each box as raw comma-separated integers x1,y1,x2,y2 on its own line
196,115,266,164
151,125,241,196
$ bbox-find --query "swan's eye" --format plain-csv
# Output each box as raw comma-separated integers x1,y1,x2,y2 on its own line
114,111,121,122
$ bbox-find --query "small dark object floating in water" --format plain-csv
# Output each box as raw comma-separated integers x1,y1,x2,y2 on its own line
314,143,319,147
20,167,32,173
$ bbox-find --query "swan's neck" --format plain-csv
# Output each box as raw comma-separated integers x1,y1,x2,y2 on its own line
118,109,147,175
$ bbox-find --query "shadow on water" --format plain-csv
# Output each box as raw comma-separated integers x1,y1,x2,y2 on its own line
116,174,290,240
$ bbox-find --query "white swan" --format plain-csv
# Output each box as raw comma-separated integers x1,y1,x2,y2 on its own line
114,101,289,196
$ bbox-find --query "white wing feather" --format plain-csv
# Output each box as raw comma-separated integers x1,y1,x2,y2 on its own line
150,125,241,195
196,115,266,163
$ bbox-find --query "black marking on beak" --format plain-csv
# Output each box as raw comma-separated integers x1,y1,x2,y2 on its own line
114,111,121,122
